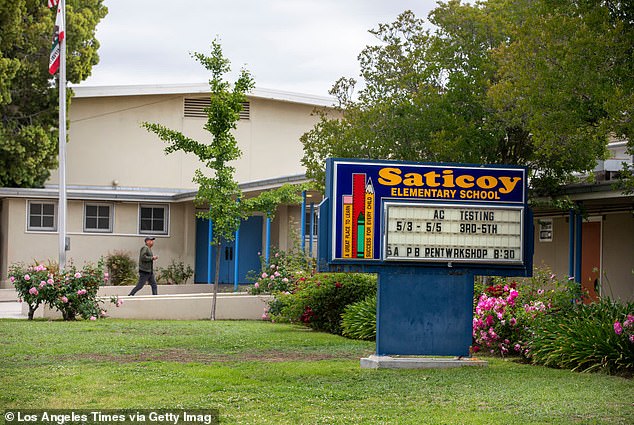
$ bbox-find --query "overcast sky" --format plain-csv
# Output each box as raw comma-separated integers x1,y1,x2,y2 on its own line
80,0,439,97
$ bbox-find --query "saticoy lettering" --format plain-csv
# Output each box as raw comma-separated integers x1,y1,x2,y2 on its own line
377,167,521,194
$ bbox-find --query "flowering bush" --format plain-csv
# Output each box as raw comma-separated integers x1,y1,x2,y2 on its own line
269,273,376,335
472,269,580,357
9,260,117,320
528,298,634,375
248,247,314,294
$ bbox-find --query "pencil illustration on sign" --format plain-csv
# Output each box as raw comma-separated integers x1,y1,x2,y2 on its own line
364,179,374,258
342,195,353,258
342,174,375,259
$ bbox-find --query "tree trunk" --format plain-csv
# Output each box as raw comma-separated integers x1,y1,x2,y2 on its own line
210,241,222,320
27,304,37,320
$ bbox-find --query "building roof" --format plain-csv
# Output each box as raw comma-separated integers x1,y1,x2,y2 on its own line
0,174,311,203
71,83,337,108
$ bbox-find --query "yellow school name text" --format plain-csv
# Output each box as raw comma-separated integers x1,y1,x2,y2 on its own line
378,167,521,199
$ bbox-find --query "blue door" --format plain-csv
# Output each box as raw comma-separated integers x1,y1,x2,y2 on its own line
195,216,263,284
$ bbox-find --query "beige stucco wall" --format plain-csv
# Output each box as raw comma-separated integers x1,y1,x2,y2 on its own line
0,198,197,284
533,212,634,302
53,94,321,189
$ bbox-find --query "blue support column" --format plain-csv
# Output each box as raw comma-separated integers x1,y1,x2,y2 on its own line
568,209,575,279
300,191,306,252
265,216,271,265
309,202,315,257
233,224,240,292
207,215,213,285
575,209,583,283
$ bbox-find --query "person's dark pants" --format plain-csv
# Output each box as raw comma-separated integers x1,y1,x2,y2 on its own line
128,270,158,295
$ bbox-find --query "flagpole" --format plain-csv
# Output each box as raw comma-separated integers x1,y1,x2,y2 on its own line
58,0,67,271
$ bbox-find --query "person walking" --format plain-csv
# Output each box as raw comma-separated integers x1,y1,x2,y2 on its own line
128,237,159,296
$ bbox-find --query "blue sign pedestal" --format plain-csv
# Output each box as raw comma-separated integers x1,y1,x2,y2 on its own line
376,268,474,357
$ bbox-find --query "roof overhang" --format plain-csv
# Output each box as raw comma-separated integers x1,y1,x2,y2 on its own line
71,83,336,108
0,174,312,203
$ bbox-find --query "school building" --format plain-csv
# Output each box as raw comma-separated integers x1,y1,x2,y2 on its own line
0,84,631,301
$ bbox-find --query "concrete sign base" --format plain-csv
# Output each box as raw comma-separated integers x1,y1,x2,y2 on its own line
360,355,488,370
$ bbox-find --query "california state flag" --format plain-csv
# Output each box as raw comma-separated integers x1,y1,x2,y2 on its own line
49,1,65,75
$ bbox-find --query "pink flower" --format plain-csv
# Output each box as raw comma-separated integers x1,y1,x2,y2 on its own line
630,335,634,343
39,281,46,288
261,313,269,320
537,289,544,295
24,274,31,281
485,315,494,327
275,252,279,257
549,273,556,280
29,287,38,296
116,299,124,307
274,271,280,277
614,322,623,335
47,278,54,285
282,278,289,283
61,296,68,303
9,276,15,283
624,315,634,328
89,316,96,321
514,344,522,352
74,272,82,278
254,282,259,289
270,264,276,269
510,317,517,326
77,289,87,296
261,272,268,279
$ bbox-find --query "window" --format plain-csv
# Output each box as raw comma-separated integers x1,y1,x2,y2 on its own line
304,209,319,237
28,201,56,231
84,203,113,232
139,204,168,234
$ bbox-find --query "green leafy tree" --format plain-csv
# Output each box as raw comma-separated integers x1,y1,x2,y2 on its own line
144,40,305,319
0,0,107,187
301,1,633,197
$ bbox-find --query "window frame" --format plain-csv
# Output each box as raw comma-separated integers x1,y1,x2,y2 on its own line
304,209,319,237
27,200,57,232
138,203,169,235
83,202,114,233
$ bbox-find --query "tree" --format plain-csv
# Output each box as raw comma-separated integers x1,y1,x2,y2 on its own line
144,40,304,319
0,0,107,187
301,0,633,197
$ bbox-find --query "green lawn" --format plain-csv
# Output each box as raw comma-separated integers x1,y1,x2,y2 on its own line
1,319,632,424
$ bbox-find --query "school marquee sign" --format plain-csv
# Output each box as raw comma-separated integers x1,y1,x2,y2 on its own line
324,158,531,271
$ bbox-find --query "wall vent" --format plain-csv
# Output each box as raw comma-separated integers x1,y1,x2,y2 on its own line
184,98,250,120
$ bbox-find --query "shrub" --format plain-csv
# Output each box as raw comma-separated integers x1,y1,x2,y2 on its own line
105,251,137,285
248,246,314,294
341,295,376,340
270,273,377,335
9,260,114,320
528,298,634,375
472,268,580,357
157,260,194,284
